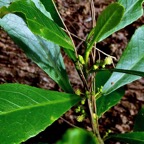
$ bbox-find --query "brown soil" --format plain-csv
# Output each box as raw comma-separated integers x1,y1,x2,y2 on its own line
0,0,144,144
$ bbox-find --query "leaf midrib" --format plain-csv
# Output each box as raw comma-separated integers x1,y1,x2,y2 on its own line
0,97,78,115
0,89,51,101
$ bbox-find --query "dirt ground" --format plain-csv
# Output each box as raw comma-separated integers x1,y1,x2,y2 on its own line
0,0,144,144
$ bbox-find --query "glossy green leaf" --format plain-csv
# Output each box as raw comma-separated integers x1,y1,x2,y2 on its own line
0,83,81,144
32,0,53,20
107,132,144,144
0,0,76,62
95,71,124,117
0,0,53,20
133,107,144,131
99,0,144,41
117,0,144,29
40,0,64,28
86,3,124,50
35,0,76,61
56,128,98,144
0,14,74,93
0,0,74,50
103,25,144,95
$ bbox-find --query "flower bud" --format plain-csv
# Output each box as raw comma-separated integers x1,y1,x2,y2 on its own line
78,55,85,65
93,65,99,70
75,89,81,96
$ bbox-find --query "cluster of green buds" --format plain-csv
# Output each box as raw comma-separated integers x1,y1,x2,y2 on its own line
102,56,113,68
75,98,86,122
75,55,85,70
93,56,113,70
77,115,85,122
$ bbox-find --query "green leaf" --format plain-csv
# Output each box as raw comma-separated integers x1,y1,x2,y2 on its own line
0,0,53,20
99,0,144,41
95,71,124,117
0,0,74,51
34,0,76,61
86,3,124,50
97,89,124,117
0,14,74,93
133,107,144,131
40,0,64,28
107,132,144,144
31,0,53,20
103,25,144,95
0,83,81,144
0,0,76,62
56,128,98,144
117,0,144,29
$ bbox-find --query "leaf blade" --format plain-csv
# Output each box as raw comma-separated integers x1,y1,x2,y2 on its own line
103,25,144,95
95,71,124,117
99,0,144,41
39,0,64,27
0,14,73,93
0,83,81,144
87,3,124,49
0,0,74,50
107,132,144,144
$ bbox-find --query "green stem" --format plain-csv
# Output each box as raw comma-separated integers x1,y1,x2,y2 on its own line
87,95,104,144
84,43,93,67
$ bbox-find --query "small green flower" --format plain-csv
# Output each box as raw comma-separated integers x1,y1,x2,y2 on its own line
77,115,85,122
75,106,81,113
75,89,81,96
81,98,86,105
82,109,85,114
93,64,99,70
104,56,113,65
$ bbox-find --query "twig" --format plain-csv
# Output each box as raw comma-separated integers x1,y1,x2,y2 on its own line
94,46,117,60
60,117,79,128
